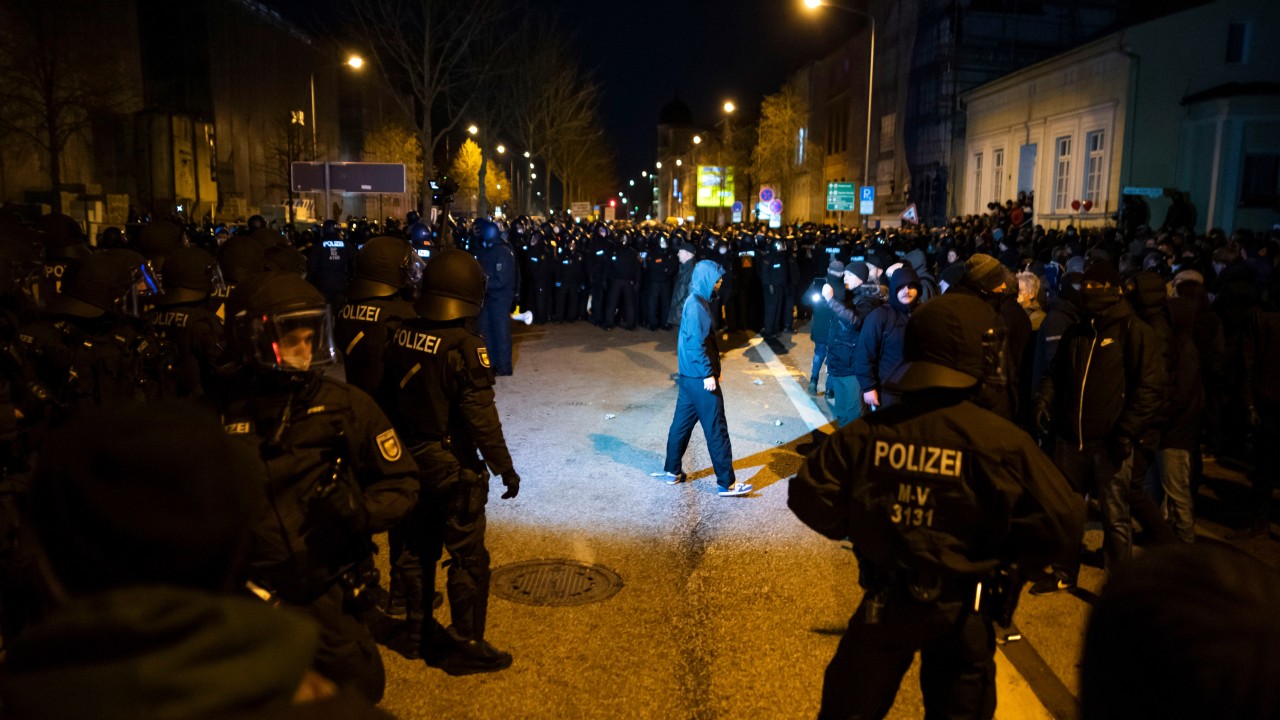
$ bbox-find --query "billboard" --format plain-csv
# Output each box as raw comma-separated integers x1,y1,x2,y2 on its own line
696,166,736,208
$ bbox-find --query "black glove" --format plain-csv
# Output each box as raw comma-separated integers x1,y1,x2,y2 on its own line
500,471,521,500
1107,434,1133,465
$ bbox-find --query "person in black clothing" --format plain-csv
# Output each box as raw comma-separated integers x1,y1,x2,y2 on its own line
524,229,556,324
1032,261,1163,593
855,266,922,410
946,254,1031,423
306,220,357,303
603,231,641,330
376,248,521,675
790,292,1080,720
584,225,612,326
642,232,677,330
760,238,791,337
334,236,424,397
823,261,884,426
554,236,585,323
213,272,419,701
1235,277,1280,538
144,247,225,399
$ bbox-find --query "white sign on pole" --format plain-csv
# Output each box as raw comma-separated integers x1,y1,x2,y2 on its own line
859,186,875,215
604,206,616,222
570,201,590,218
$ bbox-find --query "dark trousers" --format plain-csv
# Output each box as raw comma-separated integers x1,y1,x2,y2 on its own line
554,282,581,322
304,584,386,703
663,376,736,488
644,279,672,329
478,296,513,374
604,279,637,329
530,282,553,323
763,283,787,335
820,594,996,720
1051,438,1128,578
400,444,492,643
589,276,608,325
1250,411,1280,522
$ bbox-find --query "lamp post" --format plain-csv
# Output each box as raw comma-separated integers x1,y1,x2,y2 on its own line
309,54,364,159
804,0,875,229
720,101,735,225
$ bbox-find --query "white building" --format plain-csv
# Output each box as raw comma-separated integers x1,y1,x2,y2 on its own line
960,0,1280,234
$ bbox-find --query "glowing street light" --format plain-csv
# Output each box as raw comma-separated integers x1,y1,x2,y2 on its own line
656,161,662,169
467,125,478,135
676,159,682,166
723,100,736,114
531,173,537,179
496,144,506,154
693,135,702,145
629,179,635,186
803,0,822,7
642,170,648,178
346,55,364,69
523,151,531,158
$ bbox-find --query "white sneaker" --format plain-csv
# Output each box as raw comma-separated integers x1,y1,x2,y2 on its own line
718,483,753,497
649,471,686,485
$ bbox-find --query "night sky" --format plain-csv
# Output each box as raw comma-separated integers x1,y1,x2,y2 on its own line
267,0,862,191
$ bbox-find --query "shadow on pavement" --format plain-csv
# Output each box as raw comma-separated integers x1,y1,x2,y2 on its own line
590,433,665,474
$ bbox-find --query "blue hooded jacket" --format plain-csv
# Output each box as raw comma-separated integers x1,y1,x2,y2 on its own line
678,260,724,378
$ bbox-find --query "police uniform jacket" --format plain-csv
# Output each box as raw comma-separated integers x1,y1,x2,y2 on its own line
377,319,515,480
334,294,415,396
478,242,517,301
144,301,225,398
216,374,419,601
789,396,1081,585
607,244,641,283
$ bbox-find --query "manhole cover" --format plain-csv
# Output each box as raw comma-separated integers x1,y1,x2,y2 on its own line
490,559,623,606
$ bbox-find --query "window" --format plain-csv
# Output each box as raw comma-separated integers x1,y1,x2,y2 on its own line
973,152,984,213
1054,136,1072,211
1082,130,1105,208
992,148,1004,203
1227,21,1251,64
798,127,807,165
1240,154,1280,207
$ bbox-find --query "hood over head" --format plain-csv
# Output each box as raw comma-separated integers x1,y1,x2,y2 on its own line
690,259,724,300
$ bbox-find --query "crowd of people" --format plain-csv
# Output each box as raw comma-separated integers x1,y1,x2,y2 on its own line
0,197,1276,717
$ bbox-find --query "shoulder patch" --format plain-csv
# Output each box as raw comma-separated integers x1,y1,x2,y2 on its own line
376,428,403,462
477,347,490,369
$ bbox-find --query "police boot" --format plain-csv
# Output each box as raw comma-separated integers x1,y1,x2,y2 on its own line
387,575,406,617
419,619,456,666
433,626,512,676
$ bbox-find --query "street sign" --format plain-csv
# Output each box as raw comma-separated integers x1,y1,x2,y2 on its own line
570,201,590,218
769,199,783,215
604,206,616,222
900,203,919,225
759,188,774,203
732,210,743,223
826,182,857,212
1122,186,1164,197
291,162,327,192
731,201,743,213
859,185,875,215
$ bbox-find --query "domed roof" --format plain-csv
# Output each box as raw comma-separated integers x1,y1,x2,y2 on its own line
659,96,693,126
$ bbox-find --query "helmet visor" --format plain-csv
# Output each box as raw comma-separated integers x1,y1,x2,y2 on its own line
245,308,337,371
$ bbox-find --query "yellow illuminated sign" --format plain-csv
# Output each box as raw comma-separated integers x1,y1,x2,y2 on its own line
696,166,736,207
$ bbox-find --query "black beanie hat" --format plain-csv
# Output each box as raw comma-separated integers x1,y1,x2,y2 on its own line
845,260,870,283
31,402,264,594
1083,261,1123,287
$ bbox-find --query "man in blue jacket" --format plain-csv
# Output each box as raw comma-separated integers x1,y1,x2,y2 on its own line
653,260,753,497
475,220,516,376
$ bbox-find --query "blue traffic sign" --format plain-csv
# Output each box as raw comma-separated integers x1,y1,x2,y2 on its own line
732,201,744,213
760,188,774,203
860,186,875,202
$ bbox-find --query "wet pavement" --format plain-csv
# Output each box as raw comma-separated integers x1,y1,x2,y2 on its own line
370,320,1277,720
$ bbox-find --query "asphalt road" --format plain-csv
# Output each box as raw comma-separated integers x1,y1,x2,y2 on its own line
370,320,1276,720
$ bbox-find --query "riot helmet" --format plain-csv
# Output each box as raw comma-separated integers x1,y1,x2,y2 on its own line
155,246,221,306
225,272,336,373
46,253,137,319
474,219,501,248
885,292,997,392
348,236,425,300
413,248,486,322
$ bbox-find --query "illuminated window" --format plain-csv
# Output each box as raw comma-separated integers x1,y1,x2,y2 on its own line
1082,131,1105,208
1054,136,1072,211
973,152,984,214
992,148,1004,203
798,127,807,165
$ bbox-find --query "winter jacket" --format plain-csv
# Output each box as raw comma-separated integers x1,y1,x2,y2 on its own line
854,267,919,394
677,260,724,379
1162,296,1207,449
826,283,885,378
1033,291,1081,390
1036,298,1164,447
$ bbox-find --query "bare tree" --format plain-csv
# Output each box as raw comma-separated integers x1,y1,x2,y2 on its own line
0,0,136,212
350,0,513,216
260,114,309,224
750,85,821,214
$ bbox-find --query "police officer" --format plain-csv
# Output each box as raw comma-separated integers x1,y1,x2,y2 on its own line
334,236,424,395
213,272,419,702
524,229,555,324
603,230,640,330
377,248,521,675
307,219,357,303
789,292,1081,719
760,237,791,337
144,246,225,398
474,220,516,376
553,235,584,323
584,224,611,326
642,232,676,331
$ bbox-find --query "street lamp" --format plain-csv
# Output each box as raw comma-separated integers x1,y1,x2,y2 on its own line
693,135,702,145
496,144,506,154
468,125,479,135
804,0,875,228
724,101,736,114
676,159,682,166
309,53,364,159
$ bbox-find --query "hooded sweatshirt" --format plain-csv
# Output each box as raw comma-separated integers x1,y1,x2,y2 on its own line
677,260,724,379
